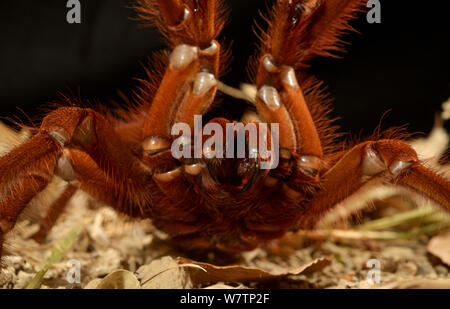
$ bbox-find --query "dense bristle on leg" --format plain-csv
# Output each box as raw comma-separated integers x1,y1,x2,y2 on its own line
135,0,228,48
258,0,366,70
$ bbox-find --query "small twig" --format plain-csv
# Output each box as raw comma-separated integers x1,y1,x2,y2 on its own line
296,229,401,241
296,222,450,241
218,81,255,104
358,207,448,231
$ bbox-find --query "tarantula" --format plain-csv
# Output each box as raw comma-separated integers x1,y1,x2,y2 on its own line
0,0,449,259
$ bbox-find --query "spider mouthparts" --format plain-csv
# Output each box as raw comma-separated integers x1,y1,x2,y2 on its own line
203,156,259,191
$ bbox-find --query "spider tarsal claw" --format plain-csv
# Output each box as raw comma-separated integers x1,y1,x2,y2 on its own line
281,67,299,88
258,85,281,109
169,44,198,70
200,40,219,56
263,55,279,73
193,72,217,96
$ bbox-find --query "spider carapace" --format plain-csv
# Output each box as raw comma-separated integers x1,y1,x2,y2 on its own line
0,0,449,257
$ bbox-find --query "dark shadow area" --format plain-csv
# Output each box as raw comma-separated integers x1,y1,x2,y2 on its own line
0,0,448,136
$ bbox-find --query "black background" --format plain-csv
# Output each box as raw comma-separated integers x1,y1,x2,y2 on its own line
0,0,449,137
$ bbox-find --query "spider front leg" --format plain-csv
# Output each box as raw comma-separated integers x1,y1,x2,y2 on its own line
0,107,151,259
299,140,450,229
136,1,225,222
141,0,223,143
0,133,59,257
239,1,331,242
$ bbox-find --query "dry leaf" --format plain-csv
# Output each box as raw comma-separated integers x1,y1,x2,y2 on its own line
137,256,193,289
427,229,450,266
382,279,450,289
204,283,247,289
95,270,141,289
178,256,333,285
84,279,103,289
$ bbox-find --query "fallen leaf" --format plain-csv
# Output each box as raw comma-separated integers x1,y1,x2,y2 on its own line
204,283,247,289
383,279,450,289
427,229,450,266
84,279,103,289
178,256,333,285
95,270,141,289
137,256,193,289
